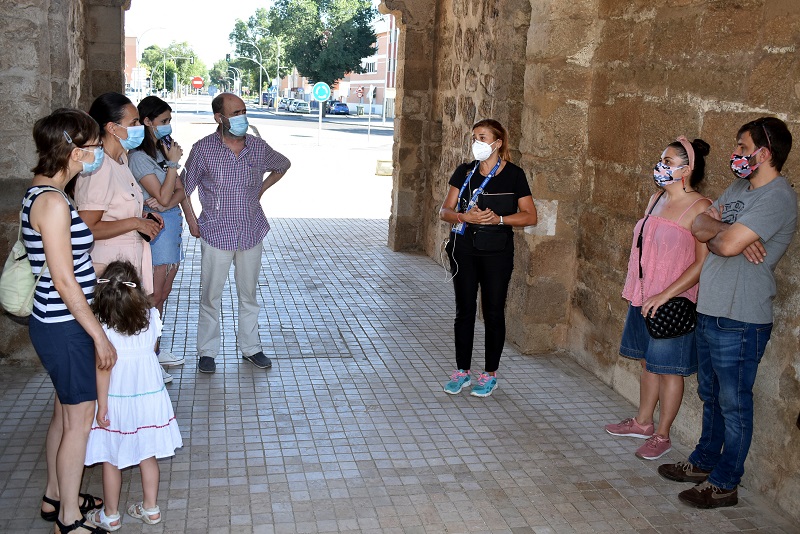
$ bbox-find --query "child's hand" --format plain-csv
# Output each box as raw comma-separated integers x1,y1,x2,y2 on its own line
96,407,110,428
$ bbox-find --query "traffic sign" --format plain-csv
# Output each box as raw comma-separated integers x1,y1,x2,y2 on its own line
312,82,331,101
356,87,363,98
191,76,204,89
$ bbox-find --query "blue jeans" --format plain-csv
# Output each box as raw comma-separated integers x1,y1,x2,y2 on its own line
688,313,772,490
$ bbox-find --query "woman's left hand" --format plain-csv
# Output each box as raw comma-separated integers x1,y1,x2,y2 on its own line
641,292,671,318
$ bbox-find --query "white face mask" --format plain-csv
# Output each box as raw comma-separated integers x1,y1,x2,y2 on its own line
472,139,497,162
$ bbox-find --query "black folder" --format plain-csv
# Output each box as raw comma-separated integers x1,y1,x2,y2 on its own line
477,193,516,216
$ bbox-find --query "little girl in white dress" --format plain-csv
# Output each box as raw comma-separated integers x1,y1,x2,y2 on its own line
84,260,182,531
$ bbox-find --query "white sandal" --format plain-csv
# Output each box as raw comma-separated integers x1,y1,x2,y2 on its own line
127,502,161,525
85,507,122,531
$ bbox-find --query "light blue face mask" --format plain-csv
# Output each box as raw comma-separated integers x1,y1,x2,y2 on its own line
223,114,249,137
79,146,105,174
154,124,172,140
115,124,145,150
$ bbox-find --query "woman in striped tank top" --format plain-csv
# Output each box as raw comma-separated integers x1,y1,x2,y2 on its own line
24,109,117,534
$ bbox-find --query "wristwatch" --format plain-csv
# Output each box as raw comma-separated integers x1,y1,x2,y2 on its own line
499,216,504,225
165,161,180,169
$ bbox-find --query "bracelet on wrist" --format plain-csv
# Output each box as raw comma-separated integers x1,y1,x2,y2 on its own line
165,161,180,169
456,213,463,224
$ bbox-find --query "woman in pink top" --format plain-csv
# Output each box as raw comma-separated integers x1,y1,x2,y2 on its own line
605,137,712,461
74,93,162,296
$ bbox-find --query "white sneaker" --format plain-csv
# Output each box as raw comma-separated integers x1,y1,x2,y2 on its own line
161,366,173,384
158,350,185,367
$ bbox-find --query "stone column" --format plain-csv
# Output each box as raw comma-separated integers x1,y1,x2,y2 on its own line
82,0,130,110
381,0,438,251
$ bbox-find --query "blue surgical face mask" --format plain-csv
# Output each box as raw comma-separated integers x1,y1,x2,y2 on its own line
115,124,145,150
223,114,249,137
79,146,105,174
154,124,172,140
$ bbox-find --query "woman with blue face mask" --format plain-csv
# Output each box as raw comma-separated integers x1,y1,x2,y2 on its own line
24,108,117,533
605,136,711,461
128,96,189,376
74,92,163,299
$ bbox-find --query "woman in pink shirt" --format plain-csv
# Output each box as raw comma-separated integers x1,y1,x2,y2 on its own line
74,93,162,295
605,137,712,461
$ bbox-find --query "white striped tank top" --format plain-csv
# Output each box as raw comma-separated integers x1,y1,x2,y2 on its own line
21,186,95,323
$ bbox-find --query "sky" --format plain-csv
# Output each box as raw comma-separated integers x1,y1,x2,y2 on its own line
125,0,270,66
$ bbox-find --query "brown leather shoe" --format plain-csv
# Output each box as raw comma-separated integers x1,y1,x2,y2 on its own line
679,481,738,508
658,460,712,483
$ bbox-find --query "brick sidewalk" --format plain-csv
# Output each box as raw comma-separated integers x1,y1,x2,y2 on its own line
0,219,794,533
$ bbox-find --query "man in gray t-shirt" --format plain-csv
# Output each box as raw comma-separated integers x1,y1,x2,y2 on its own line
658,117,797,509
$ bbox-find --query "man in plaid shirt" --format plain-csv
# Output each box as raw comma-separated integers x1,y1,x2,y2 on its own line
183,93,291,373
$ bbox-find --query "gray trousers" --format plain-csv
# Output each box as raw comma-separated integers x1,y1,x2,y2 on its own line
196,239,264,359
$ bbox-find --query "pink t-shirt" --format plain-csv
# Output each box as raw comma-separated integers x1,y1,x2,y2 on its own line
622,215,699,305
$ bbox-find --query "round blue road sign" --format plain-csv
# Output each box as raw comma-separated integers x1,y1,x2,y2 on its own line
312,82,331,101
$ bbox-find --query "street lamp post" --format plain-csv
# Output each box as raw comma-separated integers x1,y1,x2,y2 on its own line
225,76,236,93
162,53,194,100
228,66,243,96
242,40,267,101
135,27,164,94
273,39,283,111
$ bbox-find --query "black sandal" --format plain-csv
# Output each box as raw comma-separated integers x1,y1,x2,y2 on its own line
40,494,59,521
55,517,104,533
41,493,104,522
78,493,103,513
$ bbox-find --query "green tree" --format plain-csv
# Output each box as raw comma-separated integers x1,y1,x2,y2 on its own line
209,60,231,92
140,42,205,92
229,9,289,94
268,0,377,87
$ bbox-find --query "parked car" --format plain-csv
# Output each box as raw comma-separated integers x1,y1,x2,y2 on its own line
277,98,290,110
288,100,300,112
294,101,310,114
329,102,350,115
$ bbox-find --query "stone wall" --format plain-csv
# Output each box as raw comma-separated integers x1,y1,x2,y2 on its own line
383,0,800,522
0,0,127,362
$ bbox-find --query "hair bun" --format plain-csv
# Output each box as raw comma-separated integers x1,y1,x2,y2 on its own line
692,138,711,157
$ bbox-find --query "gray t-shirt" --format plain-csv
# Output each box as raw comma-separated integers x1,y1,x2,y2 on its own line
697,176,797,324
128,149,167,203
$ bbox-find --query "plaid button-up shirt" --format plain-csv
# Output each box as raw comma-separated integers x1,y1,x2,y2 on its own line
184,131,291,251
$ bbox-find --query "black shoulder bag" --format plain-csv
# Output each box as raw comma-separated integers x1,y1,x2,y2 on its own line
637,192,697,339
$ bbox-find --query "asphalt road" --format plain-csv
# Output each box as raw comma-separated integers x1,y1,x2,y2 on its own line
164,94,395,220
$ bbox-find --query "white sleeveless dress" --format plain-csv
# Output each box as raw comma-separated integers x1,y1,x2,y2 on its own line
84,309,182,469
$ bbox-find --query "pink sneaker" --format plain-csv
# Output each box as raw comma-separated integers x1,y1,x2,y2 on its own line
605,417,654,438
635,434,672,460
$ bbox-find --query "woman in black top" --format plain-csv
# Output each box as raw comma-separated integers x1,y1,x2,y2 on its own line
439,119,537,397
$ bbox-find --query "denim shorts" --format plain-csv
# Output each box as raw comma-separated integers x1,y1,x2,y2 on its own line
148,207,184,266
29,318,97,405
619,304,698,376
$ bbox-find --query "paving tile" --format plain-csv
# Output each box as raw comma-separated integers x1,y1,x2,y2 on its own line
0,219,797,533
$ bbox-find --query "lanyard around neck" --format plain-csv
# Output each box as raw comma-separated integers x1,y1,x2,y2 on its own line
457,159,503,213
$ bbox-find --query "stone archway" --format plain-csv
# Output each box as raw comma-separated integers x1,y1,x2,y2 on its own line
2,1,800,520
378,0,800,522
